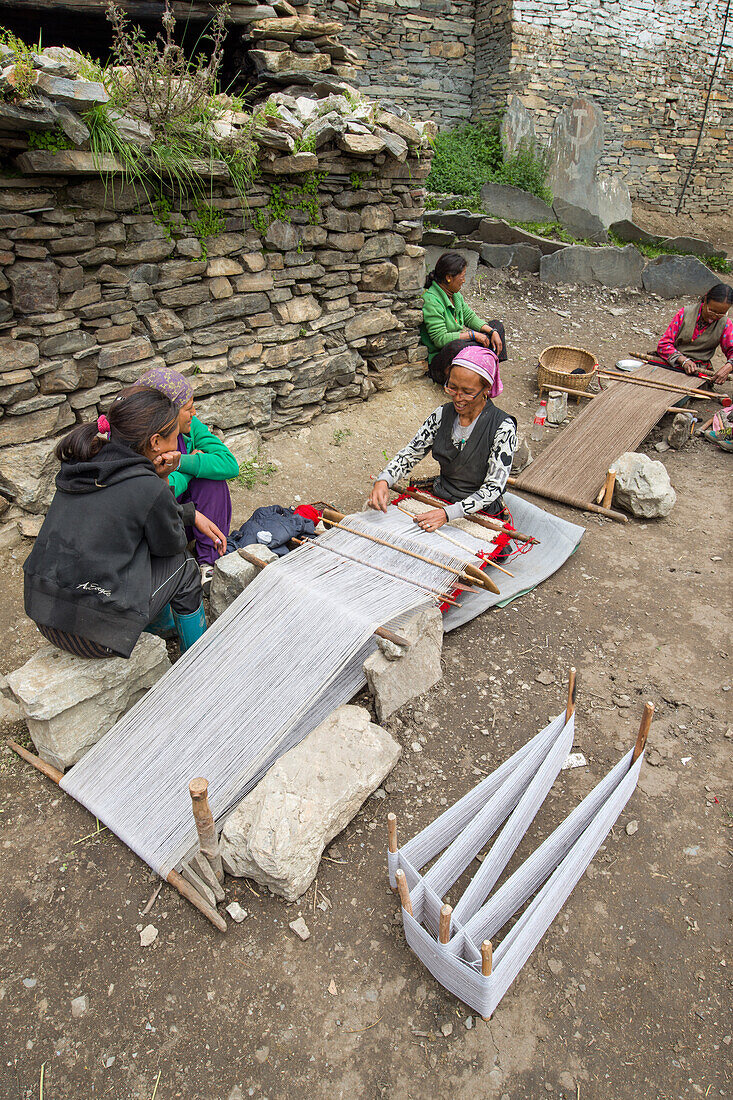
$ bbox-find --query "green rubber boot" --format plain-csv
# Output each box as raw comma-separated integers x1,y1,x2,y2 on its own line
173,601,207,653
144,603,176,638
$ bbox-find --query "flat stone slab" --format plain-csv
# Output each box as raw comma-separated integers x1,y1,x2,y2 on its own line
553,198,608,244
364,606,443,721
219,704,401,900
480,243,542,273
658,236,726,259
480,181,554,224
422,227,456,247
425,209,483,237
7,634,170,770
609,219,661,245
641,255,719,299
540,244,645,288
477,219,566,255
209,544,278,620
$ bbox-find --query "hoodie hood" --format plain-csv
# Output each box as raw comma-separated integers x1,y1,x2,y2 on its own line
55,439,158,495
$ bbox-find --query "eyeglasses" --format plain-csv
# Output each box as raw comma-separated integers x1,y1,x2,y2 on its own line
444,383,484,400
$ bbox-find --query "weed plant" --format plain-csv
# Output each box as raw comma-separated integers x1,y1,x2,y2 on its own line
426,119,553,204
232,453,278,490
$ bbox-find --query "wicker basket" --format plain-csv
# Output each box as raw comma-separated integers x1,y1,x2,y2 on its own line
537,345,598,397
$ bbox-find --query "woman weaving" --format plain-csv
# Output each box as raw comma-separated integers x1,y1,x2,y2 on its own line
369,346,517,543
421,252,507,385
655,282,733,384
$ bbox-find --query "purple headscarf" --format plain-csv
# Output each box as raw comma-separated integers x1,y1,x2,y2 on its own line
138,367,194,410
450,346,503,398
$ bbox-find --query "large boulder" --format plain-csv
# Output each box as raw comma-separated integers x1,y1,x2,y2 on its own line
219,704,401,900
540,244,645,288
480,181,554,224
363,606,443,721
0,437,59,513
613,452,676,518
553,198,608,243
641,255,718,299
6,634,170,770
479,243,542,273
609,219,661,245
548,96,604,214
209,545,278,620
425,209,483,237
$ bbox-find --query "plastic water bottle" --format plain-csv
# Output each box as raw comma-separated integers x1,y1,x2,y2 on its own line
533,400,547,426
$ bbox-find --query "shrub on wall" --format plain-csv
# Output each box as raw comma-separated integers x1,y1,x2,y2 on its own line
426,119,552,204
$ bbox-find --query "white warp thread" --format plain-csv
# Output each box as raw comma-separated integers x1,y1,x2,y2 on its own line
61,510,485,878
389,719,643,1018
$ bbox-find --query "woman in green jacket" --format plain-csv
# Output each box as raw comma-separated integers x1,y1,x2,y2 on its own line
139,367,239,589
420,251,507,384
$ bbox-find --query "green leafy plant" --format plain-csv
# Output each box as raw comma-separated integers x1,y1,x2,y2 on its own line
0,28,39,99
350,171,363,191
494,139,552,204
151,196,226,259
232,452,278,490
426,119,503,197
27,126,75,153
331,428,352,447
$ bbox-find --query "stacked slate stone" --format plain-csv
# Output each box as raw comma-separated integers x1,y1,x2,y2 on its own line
0,85,434,521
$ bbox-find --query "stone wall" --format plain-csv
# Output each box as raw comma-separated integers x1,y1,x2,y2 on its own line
0,145,429,517
321,0,476,125
472,0,733,214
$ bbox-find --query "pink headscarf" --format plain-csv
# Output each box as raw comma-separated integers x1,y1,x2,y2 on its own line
450,345,503,398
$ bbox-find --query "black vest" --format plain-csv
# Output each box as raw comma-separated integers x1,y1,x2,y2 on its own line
431,400,515,504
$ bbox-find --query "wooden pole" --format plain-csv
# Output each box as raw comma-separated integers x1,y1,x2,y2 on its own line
237,548,270,570
8,743,227,931
597,369,717,401
321,510,501,595
290,535,462,606
548,385,696,416
481,939,493,1021
393,485,538,545
566,667,577,722
598,468,616,509
9,740,63,785
633,701,654,762
395,869,413,916
189,778,224,883
387,812,398,854
166,870,227,932
506,478,629,523
439,903,452,944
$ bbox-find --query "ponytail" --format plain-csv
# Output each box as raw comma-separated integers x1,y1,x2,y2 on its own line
55,386,179,464
425,250,468,289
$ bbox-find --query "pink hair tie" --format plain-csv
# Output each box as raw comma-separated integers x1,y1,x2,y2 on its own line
97,414,110,439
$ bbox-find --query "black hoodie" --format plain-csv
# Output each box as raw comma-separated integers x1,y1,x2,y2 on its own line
24,440,196,657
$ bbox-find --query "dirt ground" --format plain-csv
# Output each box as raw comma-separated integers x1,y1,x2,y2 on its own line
1,270,731,1100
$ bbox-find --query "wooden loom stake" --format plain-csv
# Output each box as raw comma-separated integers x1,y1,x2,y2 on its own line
395,869,413,916
189,778,224,883
439,904,452,944
387,812,398,854
321,509,500,595
633,701,654,762
566,667,577,722
596,468,616,508
8,743,226,932
481,939,493,1021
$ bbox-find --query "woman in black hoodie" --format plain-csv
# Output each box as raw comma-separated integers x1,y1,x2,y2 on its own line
24,386,227,658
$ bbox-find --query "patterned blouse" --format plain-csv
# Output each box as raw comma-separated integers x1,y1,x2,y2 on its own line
377,405,517,520
657,304,733,366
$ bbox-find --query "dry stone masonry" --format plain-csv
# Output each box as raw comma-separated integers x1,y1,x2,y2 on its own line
0,49,434,519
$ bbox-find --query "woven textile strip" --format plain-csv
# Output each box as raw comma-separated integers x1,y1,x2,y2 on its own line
514,364,706,505
388,716,643,1018
60,510,487,879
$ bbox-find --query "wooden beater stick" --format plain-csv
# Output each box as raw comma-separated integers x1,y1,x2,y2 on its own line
392,502,515,577
439,904,452,944
8,742,226,931
393,485,538,545
321,509,500,595
189,778,224,883
290,535,461,607
597,369,716,400
566,667,577,722
395,869,413,916
633,701,654,762
387,812,398,854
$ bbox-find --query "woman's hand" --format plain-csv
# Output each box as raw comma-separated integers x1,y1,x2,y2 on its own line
194,511,227,556
680,357,697,375
413,507,448,532
153,451,181,477
369,479,391,512
487,328,503,355
712,361,733,385
472,331,491,349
